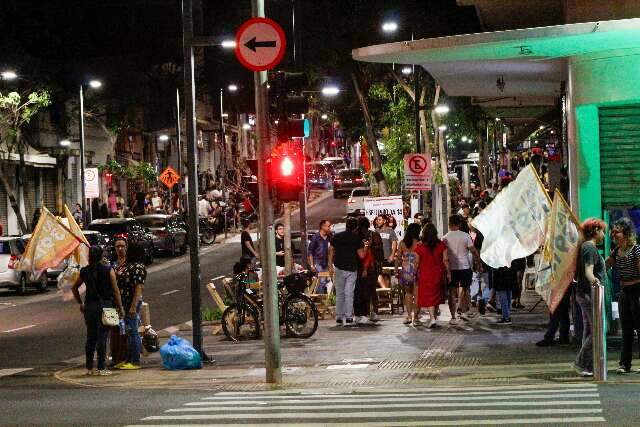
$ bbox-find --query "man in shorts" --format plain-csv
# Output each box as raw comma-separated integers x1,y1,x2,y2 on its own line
443,214,481,323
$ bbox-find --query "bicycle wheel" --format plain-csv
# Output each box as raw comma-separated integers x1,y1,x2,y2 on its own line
283,294,318,338
221,304,261,341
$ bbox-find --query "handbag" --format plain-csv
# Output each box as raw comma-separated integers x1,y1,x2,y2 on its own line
102,307,119,327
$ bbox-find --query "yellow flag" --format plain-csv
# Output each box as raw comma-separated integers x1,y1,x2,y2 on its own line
16,206,82,278
535,192,582,313
56,205,90,301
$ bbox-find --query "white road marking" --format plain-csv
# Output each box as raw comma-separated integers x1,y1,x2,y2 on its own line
3,324,37,333
0,368,33,377
143,408,603,421
160,289,180,296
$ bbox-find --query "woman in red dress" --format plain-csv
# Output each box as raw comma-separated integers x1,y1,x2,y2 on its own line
415,223,451,328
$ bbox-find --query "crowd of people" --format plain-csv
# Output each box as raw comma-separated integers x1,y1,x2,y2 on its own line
72,239,148,375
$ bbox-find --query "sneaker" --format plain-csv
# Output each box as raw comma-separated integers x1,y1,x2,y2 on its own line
428,319,437,329
357,317,371,326
496,318,512,325
85,369,95,376
581,371,594,377
344,318,355,327
335,319,344,327
119,362,141,370
97,369,112,376
536,339,555,347
617,366,631,374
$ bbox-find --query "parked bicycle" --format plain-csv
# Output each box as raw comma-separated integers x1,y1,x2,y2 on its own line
222,270,319,341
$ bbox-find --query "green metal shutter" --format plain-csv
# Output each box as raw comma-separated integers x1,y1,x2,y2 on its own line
599,105,640,208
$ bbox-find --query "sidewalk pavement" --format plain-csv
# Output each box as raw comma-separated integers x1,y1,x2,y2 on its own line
56,289,640,392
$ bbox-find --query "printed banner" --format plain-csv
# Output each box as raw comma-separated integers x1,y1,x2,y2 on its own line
471,164,551,268
16,206,83,280
535,192,582,313
364,195,404,239
57,205,90,301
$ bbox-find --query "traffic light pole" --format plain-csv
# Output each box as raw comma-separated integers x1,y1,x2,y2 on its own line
252,0,282,385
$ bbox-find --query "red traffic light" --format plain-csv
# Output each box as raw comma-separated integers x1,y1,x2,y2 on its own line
280,156,294,176
271,153,304,201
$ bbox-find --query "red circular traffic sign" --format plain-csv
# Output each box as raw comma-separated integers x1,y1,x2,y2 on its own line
235,17,286,72
408,155,427,174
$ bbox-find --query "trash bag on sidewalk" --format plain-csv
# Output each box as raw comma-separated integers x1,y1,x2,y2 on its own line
160,335,202,370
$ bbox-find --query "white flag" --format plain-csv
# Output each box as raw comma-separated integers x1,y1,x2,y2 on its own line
471,164,551,268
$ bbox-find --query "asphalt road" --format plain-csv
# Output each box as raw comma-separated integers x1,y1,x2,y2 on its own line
0,190,345,371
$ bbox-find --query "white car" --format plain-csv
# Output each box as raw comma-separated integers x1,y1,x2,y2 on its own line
0,236,48,294
346,187,370,217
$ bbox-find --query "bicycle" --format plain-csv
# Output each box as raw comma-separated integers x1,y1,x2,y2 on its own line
221,270,319,341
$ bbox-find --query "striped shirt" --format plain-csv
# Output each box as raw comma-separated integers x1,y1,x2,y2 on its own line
614,244,640,281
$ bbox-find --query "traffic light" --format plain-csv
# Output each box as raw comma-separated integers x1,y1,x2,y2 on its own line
271,152,304,201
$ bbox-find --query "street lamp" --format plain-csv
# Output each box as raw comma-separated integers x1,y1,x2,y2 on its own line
228,84,238,92
159,134,169,142
381,21,398,33
321,86,340,96
221,39,236,49
401,66,412,75
461,136,469,142
59,139,71,147
1,70,17,81
79,78,102,224
321,114,328,120
438,125,447,131
435,105,450,115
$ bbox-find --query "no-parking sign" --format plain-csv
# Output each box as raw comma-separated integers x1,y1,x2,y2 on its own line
404,153,431,190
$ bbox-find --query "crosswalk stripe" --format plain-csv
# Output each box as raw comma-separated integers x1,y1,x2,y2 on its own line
143,408,603,421
169,400,601,412
0,368,33,378
197,393,598,405
129,418,606,427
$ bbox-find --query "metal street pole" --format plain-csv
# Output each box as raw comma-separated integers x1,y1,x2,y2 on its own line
181,0,208,360
79,85,88,224
413,66,422,211
299,136,308,269
592,282,607,381
219,88,227,239
176,88,182,211
252,0,282,385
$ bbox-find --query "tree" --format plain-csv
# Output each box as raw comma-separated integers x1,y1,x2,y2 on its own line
0,89,51,233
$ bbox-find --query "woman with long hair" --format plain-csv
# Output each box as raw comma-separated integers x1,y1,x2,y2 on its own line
72,246,124,376
395,223,421,325
416,223,450,328
606,217,640,374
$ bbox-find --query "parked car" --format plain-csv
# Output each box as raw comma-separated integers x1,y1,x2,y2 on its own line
82,230,113,262
306,161,332,189
333,168,369,198
88,218,155,265
346,187,370,217
21,234,66,284
323,156,348,171
0,236,48,294
136,214,188,256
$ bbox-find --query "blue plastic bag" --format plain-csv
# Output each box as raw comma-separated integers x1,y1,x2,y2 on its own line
160,335,202,370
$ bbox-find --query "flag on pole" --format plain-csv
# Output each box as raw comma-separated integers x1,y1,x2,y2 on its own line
56,205,90,301
471,164,552,268
15,206,83,279
535,192,582,313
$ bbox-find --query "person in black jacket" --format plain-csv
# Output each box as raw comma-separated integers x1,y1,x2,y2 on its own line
72,246,124,375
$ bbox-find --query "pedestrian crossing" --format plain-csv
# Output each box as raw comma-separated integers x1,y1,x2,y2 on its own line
127,383,605,426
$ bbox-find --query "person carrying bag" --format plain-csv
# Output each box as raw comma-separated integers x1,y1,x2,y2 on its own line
72,246,124,376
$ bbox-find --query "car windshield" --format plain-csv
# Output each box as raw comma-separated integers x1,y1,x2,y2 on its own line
351,188,370,197
88,223,129,235
137,217,167,228
338,169,362,179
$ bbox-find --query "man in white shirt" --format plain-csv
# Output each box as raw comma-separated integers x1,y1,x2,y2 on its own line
198,196,211,218
151,191,162,211
443,214,481,323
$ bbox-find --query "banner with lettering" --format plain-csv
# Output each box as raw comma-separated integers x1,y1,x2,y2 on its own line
16,207,82,279
56,205,90,301
535,192,582,313
364,195,405,239
471,164,551,268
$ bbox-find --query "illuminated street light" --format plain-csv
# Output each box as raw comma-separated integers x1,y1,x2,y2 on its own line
434,105,450,115
242,123,251,130
438,125,447,131
381,21,398,33
495,117,501,122
221,40,236,49
89,80,102,89
539,125,545,130
321,114,328,120
228,84,238,92
159,134,169,142
1,70,17,80
321,86,340,96
461,136,469,142
59,139,71,147
401,66,412,75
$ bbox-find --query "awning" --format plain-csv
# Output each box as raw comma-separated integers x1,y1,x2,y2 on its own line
4,146,57,168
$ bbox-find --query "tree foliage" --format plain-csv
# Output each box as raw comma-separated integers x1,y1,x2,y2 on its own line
0,89,51,151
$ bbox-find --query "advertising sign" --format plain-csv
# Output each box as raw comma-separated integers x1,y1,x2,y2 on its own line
364,195,405,239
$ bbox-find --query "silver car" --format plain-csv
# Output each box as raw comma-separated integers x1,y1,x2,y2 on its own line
0,236,48,294
135,214,188,256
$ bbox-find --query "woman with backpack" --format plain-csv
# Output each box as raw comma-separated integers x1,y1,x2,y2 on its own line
72,246,124,376
395,223,421,326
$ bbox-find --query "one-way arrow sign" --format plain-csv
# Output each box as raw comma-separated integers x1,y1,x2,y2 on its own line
235,17,286,72
244,37,277,52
